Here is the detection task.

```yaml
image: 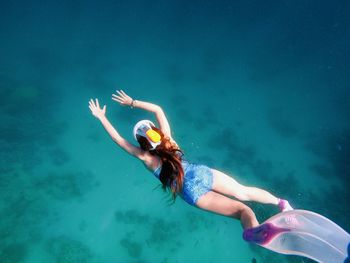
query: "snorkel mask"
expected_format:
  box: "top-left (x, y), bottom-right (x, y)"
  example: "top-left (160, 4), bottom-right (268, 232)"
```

top-left (133, 120), bottom-right (162, 150)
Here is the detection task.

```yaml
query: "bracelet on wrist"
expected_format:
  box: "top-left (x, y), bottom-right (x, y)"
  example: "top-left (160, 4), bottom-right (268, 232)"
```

top-left (130, 99), bottom-right (135, 109)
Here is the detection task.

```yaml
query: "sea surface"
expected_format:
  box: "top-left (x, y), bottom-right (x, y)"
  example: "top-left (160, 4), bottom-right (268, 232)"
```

top-left (1, 1), bottom-right (349, 262)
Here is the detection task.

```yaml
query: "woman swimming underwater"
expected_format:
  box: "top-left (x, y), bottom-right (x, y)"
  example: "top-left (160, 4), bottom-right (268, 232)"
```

top-left (88, 90), bottom-right (293, 230)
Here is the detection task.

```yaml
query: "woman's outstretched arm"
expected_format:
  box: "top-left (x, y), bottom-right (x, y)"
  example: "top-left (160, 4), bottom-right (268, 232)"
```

top-left (112, 90), bottom-right (172, 139)
top-left (88, 98), bottom-right (145, 159)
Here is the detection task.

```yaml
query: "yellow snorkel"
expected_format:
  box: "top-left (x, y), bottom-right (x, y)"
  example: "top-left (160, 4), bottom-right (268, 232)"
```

top-left (146, 129), bottom-right (161, 143)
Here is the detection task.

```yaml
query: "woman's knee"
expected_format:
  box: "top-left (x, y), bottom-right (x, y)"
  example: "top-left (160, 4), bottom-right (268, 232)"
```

top-left (225, 201), bottom-right (253, 218)
top-left (240, 206), bottom-right (258, 228)
top-left (241, 205), bottom-right (255, 218)
top-left (196, 191), bottom-right (246, 217)
top-left (228, 204), bottom-right (256, 226)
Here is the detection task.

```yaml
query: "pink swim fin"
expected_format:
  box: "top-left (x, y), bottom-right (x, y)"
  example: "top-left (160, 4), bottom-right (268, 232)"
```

top-left (243, 223), bottom-right (290, 245)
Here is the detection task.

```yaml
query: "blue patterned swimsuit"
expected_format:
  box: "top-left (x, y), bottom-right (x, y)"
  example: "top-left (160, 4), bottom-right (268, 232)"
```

top-left (153, 158), bottom-right (214, 205)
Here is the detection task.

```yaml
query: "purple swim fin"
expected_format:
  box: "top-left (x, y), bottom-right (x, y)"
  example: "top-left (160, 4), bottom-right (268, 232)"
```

top-left (242, 210), bottom-right (350, 263)
top-left (243, 223), bottom-right (290, 245)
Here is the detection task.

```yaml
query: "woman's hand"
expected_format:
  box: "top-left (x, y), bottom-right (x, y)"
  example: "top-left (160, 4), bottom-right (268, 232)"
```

top-left (89, 98), bottom-right (106, 119)
top-left (111, 90), bottom-right (133, 106)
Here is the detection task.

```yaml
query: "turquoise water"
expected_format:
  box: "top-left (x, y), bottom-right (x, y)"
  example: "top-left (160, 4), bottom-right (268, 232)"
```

top-left (1, 1), bottom-right (349, 262)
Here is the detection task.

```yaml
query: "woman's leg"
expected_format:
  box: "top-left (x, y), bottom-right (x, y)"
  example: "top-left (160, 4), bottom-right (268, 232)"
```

top-left (211, 169), bottom-right (279, 205)
top-left (195, 190), bottom-right (259, 229)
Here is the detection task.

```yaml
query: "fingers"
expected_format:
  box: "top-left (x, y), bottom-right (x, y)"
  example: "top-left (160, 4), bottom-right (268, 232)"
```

top-left (112, 93), bottom-right (122, 100)
top-left (112, 96), bottom-right (124, 104)
top-left (120, 90), bottom-right (127, 96)
top-left (88, 100), bottom-right (95, 114)
top-left (117, 89), bottom-right (129, 99)
top-left (116, 90), bottom-right (126, 99)
top-left (111, 93), bottom-right (124, 104)
top-left (120, 90), bottom-right (131, 100)
top-left (89, 94), bottom-right (123, 111)
top-left (88, 98), bottom-right (102, 109)
top-left (88, 98), bottom-right (106, 118)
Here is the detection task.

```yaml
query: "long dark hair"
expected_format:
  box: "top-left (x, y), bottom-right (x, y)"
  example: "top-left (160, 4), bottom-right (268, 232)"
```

top-left (136, 127), bottom-right (184, 201)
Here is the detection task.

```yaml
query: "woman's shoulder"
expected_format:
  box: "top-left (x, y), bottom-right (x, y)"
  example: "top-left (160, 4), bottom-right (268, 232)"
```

top-left (142, 152), bottom-right (161, 171)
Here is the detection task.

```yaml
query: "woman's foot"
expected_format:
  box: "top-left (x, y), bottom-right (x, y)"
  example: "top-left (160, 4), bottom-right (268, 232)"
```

top-left (243, 223), bottom-right (290, 245)
top-left (278, 199), bottom-right (293, 212)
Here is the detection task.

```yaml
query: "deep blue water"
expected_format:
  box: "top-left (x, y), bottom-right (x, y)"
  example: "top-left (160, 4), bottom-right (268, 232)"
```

top-left (1, 1), bottom-right (349, 262)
